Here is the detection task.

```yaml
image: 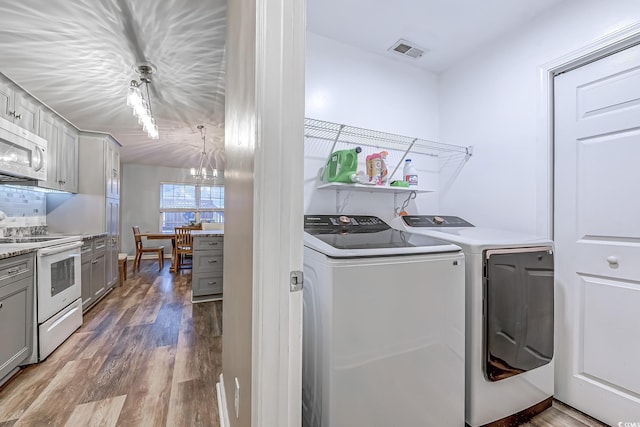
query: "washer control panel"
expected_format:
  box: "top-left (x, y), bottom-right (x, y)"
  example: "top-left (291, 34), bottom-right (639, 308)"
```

top-left (402, 215), bottom-right (474, 228)
top-left (304, 215), bottom-right (389, 233)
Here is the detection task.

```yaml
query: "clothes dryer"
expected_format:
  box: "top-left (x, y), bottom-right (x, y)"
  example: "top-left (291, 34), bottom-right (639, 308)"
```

top-left (302, 215), bottom-right (465, 427)
top-left (391, 215), bottom-right (554, 426)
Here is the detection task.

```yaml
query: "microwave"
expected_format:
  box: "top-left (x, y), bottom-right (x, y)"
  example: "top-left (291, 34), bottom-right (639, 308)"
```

top-left (0, 116), bottom-right (47, 181)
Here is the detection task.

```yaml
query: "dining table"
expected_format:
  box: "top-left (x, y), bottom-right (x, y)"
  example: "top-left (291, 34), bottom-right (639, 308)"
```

top-left (140, 232), bottom-right (177, 272)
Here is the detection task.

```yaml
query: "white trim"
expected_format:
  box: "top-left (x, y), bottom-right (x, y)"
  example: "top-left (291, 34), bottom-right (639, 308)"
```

top-left (252, 0), bottom-right (305, 425)
top-left (217, 374), bottom-right (231, 427)
top-left (538, 22), bottom-right (640, 239)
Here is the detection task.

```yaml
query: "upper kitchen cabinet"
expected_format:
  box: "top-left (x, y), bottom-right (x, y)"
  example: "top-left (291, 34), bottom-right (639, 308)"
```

top-left (0, 76), bottom-right (39, 134)
top-left (74, 132), bottom-right (121, 199)
top-left (36, 111), bottom-right (78, 193)
top-left (58, 125), bottom-right (78, 193)
top-left (37, 111), bottom-right (60, 189)
top-left (105, 139), bottom-right (120, 199)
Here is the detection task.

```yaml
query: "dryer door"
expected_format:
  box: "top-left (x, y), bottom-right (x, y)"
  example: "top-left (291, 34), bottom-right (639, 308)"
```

top-left (484, 247), bottom-right (554, 381)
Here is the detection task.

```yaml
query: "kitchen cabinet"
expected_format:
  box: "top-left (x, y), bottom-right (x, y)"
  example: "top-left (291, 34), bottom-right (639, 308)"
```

top-left (0, 72), bottom-right (78, 192)
top-left (191, 234), bottom-right (224, 300)
top-left (37, 111), bottom-right (61, 189)
top-left (0, 76), bottom-right (39, 134)
top-left (57, 125), bottom-right (78, 193)
top-left (0, 253), bottom-right (34, 386)
top-left (37, 111), bottom-right (78, 193)
top-left (105, 198), bottom-right (119, 288)
top-left (80, 236), bottom-right (107, 312)
top-left (106, 140), bottom-right (120, 199)
top-left (46, 131), bottom-right (121, 289)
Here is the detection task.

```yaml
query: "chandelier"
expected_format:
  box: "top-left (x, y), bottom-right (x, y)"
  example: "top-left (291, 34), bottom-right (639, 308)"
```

top-left (126, 64), bottom-right (159, 139)
top-left (190, 125), bottom-right (218, 180)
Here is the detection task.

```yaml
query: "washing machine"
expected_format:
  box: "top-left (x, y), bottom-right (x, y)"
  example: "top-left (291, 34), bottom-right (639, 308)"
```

top-left (302, 215), bottom-right (465, 427)
top-left (391, 215), bottom-right (554, 426)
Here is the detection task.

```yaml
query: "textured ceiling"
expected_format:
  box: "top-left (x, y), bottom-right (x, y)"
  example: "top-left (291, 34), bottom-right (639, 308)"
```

top-left (307, 0), bottom-right (566, 72)
top-left (0, 0), bottom-right (226, 170)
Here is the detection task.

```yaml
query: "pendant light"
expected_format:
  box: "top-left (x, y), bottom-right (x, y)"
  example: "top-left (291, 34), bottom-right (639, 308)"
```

top-left (190, 125), bottom-right (218, 180)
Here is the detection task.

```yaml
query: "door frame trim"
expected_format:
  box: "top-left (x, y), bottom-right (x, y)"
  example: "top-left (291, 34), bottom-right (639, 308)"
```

top-left (538, 21), bottom-right (640, 239)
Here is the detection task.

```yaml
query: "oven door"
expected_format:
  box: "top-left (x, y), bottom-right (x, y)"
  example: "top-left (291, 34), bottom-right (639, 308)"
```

top-left (36, 241), bottom-right (82, 322)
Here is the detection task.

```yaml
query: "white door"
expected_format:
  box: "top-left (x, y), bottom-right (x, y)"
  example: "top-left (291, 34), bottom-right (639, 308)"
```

top-left (554, 43), bottom-right (640, 424)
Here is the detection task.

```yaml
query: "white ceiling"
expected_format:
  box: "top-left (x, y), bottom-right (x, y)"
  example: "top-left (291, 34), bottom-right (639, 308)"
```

top-left (307, 0), bottom-right (567, 72)
top-left (0, 0), bottom-right (566, 171)
top-left (0, 0), bottom-right (226, 170)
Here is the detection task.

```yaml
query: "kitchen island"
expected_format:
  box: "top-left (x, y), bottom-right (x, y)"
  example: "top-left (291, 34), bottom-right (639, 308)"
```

top-left (191, 230), bottom-right (224, 303)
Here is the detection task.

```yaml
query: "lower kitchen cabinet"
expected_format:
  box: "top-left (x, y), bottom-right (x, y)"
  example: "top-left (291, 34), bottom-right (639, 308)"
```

top-left (0, 253), bottom-right (34, 386)
top-left (81, 236), bottom-right (107, 312)
top-left (192, 235), bottom-right (224, 300)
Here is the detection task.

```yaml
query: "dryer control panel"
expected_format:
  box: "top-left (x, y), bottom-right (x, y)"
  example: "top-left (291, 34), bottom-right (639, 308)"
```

top-left (402, 215), bottom-right (474, 228)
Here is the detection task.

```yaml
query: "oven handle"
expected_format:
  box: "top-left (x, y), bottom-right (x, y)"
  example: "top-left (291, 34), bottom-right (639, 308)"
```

top-left (38, 241), bottom-right (83, 256)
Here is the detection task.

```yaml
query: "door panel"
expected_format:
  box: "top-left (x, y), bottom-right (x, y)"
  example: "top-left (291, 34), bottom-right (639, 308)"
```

top-left (580, 276), bottom-right (640, 396)
top-left (576, 130), bottom-right (640, 239)
top-left (554, 42), bottom-right (640, 423)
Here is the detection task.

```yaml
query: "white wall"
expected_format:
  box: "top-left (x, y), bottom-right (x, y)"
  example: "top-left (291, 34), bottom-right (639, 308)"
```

top-left (439, 0), bottom-right (640, 235)
top-left (305, 32), bottom-right (442, 222)
top-left (120, 163), bottom-right (223, 255)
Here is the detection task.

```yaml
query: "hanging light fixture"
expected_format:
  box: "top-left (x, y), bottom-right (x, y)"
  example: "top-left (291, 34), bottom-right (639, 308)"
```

top-left (127, 64), bottom-right (159, 139)
top-left (190, 125), bottom-right (218, 180)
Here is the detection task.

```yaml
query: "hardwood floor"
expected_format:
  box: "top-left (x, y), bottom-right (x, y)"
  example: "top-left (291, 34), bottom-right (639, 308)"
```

top-left (0, 260), bottom-right (606, 427)
top-left (0, 260), bottom-right (222, 427)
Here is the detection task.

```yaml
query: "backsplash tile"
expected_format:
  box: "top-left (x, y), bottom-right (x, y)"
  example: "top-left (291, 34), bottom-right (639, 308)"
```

top-left (0, 186), bottom-right (47, 235)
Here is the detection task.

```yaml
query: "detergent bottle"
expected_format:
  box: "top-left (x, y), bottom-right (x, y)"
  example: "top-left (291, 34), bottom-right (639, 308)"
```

top-left (325, 147), bottom-right (362, 183)
top-left (366, 151), bottom-right (389, 185)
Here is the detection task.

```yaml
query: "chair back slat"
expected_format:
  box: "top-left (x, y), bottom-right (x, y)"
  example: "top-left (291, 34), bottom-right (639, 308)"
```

top-left (175, 227), bottom-right (194, 247)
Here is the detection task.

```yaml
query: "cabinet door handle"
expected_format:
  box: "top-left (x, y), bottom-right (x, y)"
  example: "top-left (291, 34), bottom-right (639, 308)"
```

top-left (7, 268), bottom-right (21, 275)
top-left (91, 260), bottom-right (99, 264)
top-left (9, 111), bottom-right (21, 120)
top-left (208, 242), bottom-right (219, 246)
top-left (207, 281), bottom-right (217, 285)
top-left (208, 260), bottom-right (217, 264)
top-left (0, 303), bottom-right (3, 309)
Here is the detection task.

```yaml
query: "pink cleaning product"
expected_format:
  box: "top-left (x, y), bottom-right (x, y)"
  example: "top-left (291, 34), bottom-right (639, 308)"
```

top-left (365, 151), bottom-right (388, 184)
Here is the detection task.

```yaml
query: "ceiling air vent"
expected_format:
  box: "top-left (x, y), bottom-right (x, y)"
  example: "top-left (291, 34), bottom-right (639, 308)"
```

top-left (389, 39), bottom-right (427, 60)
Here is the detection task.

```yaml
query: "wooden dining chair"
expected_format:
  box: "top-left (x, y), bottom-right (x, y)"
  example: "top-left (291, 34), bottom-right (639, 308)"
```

top-left (132, 226), bottom-right (164, 271)
top-left (174, 226), bottom-right (194, 271)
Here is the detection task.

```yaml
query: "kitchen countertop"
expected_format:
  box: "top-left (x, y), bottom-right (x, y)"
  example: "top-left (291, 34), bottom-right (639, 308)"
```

top-left (82, 232), bottom-right (108, 240)
top-left (0, 245), bottom-right (39, 260)
top-left (191, 230), bottom-right (224, 237)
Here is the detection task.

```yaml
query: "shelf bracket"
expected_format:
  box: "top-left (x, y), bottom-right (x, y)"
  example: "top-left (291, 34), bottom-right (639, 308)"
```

top-left (388, 138), bottom-right (417, 182)
top-left (327, 124), bottom-right (345, 159)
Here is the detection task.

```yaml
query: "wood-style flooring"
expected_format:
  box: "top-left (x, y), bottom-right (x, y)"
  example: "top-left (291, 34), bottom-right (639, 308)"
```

top-left (0, 259), bottom-right (607, 427)
top-left (0, 260), bottom-right (222, 427)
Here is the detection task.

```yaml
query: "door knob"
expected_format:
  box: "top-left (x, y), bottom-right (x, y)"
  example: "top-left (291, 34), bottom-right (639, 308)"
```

top-left (607, 256), bottom-right (618, 266)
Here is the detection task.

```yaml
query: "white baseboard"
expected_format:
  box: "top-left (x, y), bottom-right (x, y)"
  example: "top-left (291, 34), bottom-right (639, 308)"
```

top-left (217, 374), bottom-right (231, 427)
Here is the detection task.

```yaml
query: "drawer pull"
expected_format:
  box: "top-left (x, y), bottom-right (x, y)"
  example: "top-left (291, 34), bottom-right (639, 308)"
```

top-left (91, 260), bottom-right (99, 264)
top-left (7, 268), bottom-right (21, 275)
top-left (208, 260), bottom-right (218, 264)
top-left (207, 281), bottom-right (218, 285)
top-left (208, 242), bottom-right (219, 246)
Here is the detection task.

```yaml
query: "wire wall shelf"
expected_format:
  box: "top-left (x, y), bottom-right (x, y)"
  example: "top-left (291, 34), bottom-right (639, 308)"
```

top-left (304, 118), bottom-right (473, 159)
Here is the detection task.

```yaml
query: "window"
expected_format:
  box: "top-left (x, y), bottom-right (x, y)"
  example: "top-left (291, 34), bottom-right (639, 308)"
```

top-left (160, 183), bottom-right (224, 232)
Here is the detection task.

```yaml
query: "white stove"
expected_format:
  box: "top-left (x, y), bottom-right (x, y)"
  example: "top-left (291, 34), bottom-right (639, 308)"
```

top-left (0, 235), bottom-right (81, 247)
top-left (3, 235), bottom-right (84, 364)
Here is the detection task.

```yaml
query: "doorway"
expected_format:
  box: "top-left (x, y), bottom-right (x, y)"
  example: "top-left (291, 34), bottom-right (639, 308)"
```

top-left (553, 41), bottom-right (640, 424)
